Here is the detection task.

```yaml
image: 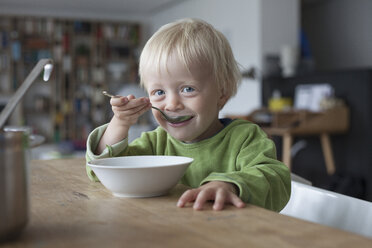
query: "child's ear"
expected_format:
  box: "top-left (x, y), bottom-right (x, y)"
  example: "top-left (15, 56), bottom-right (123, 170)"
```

top-left (218, 94), bottom-right (229, 110)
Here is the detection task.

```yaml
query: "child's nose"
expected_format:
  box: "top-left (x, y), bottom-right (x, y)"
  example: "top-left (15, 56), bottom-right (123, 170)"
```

top-left (165, 94), bottom-right (183, 111)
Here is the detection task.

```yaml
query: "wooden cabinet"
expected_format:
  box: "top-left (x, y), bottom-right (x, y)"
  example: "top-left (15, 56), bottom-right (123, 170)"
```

top-left (0, 16), bottom-right (141, 144)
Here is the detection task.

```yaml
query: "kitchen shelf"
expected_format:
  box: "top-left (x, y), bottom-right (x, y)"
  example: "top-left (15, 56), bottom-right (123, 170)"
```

top-left (0, 16), bottom-right (142, 143)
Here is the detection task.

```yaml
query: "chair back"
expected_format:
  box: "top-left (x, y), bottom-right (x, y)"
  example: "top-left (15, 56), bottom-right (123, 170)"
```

top-left (281, 181), bottom-right (372, 238)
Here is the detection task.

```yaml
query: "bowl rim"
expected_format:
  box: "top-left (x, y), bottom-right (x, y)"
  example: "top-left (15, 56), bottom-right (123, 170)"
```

top-left (87, 155), bottom-right (194, 169)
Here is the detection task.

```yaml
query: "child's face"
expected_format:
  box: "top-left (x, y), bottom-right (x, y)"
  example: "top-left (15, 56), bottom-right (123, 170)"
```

top-left (143, 55), bottom-right (226, 143)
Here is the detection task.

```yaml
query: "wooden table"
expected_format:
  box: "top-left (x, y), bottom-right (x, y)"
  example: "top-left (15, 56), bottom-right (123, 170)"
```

top-left (231, 106), bottom-right (349, 174)
top-left (3, 158), bottom-right (372, 247)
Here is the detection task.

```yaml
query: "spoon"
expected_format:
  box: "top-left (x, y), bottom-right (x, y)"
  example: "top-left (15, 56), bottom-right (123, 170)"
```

top-left (102, 91), bottom-right (193, 124)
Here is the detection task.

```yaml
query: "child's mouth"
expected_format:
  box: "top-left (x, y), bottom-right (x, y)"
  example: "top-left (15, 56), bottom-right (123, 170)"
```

top-left (161, 113), bottom-right (193, 123)
top-left (167, 116), bottom-right (194, 125)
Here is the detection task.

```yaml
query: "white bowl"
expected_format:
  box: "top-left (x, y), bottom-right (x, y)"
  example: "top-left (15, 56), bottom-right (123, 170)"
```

top-left (87, 156), bottom-right (193, 198)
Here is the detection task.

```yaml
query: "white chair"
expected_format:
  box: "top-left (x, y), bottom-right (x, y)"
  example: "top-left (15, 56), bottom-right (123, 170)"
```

top-left (290, 173), bottom-right (312, 185)
top-left (281, 181), bottom-right (372, 238)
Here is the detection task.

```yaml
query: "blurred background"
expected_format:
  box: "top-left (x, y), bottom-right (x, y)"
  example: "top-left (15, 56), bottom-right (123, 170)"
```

top-left (0, 0), bottom-right (371, 201)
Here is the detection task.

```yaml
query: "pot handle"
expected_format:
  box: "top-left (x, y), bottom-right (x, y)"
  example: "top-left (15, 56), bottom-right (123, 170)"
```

top-left (29, 134), bottom-right (45, 148)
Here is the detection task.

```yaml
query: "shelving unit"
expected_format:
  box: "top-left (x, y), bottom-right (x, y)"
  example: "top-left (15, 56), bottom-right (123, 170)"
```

top-left (0, 16), bottom-right (141, 146)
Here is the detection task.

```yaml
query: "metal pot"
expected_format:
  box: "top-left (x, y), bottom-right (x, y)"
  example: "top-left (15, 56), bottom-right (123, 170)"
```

top-left (0, 128), bottom-right (44, 242)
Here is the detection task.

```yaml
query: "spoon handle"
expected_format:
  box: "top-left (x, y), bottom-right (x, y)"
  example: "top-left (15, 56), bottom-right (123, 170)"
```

top-left (150, 106), bottom-right (170, 120)
top-left (151, 106), bottom-right (161, 111)
top-left (102, 91), bottom-right (119, 98)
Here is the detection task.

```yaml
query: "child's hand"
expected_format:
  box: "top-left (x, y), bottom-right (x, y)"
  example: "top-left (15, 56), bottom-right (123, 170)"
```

top-left (110, 94), bottom-right (151, 127)
top-left (177, 181), bottom-right (246, 210)
top-left (95, 94), bottom-right (151, 154)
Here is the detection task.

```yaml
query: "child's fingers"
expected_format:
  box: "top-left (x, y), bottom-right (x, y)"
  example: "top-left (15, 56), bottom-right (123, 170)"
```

top-left (114, 99), bottom-right (151, 114)
top-left (110, 96), bottom-right (128, 106)
top-left (177, 189), bottom-right (199, 208)
top-left (213, 189), bottom-right (227, 210)
top-left (213, 190), bottom-right (245, 210)
top-left (127, 97), bottom-right (150, 109)
top-left (192, 188), bottom-right (216, 210)
top-left (229, 193), bottom-right (246, 208)
top-left (177, 183), bottom-right (245, 211)
top-left (110, 95), bottom-right (149, 108)
top-left (122, 97), bottom-right (149, 110)
top-left (177, 187), bottom-right (225, 210)
top-left (125, 94), bottom-right (134, 100)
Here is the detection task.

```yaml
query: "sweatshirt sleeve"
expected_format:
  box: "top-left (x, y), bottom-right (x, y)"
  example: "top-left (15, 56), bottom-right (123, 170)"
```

top-left (201, 125), bottom-right (291, 212)
top-left (85, 123), bottom-right (129, 181)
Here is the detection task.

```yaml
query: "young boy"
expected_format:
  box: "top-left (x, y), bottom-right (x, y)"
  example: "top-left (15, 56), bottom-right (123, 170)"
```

top-left (86, 18), bottom-right (291, 211)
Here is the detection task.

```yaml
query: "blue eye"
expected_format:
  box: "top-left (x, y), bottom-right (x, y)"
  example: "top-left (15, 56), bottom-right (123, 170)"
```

top-left (154, 90), bottom-right (165, 96)
top-left (182, 87), bottom-right (194, 93)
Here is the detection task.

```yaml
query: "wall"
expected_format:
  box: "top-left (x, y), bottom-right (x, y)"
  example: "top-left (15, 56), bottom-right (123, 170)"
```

top-left (148, 0), bottom-right (300, 116)
top-left (261, 0), bottom-right (299, 56)
top-left (303, 0), bottom-right (372, 70)
top-left (261, 0), bottom-right (299, 106)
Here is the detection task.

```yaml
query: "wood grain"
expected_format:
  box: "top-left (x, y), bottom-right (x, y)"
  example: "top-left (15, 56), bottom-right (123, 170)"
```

top-left (2, 158), bottom-right (371, 247)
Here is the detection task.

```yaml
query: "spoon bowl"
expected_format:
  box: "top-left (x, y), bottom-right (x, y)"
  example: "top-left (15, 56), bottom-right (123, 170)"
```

top-left (150, 106), bottom-right (192, 123)
top-left (102, 91), bottom-right (192, 124)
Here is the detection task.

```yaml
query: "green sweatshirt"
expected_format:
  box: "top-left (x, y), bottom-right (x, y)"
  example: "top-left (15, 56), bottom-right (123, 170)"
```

top-left (86, 119), bottom-right (291, 212)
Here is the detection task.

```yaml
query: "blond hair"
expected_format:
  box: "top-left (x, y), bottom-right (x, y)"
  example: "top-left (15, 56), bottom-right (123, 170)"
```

top-left (139, 18), bottom-right (241, 100)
